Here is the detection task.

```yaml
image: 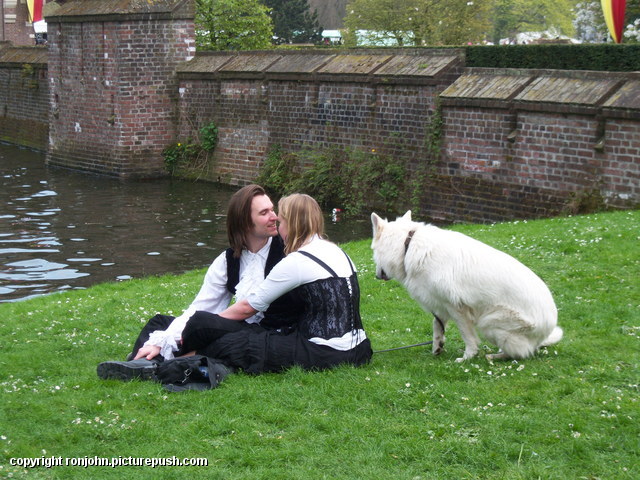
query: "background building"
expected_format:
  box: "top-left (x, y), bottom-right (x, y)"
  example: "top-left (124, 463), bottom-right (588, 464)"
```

top-left (1, 0), bottom-right (50, 45)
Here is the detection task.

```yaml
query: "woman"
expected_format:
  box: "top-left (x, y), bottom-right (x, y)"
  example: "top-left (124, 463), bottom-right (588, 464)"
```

top-left (180, 193), bottom-right (372, 373)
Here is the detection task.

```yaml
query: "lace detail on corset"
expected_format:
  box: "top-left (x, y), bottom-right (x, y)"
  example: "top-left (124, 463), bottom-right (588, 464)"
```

top-left (295, 272), bottom-right (362, 340)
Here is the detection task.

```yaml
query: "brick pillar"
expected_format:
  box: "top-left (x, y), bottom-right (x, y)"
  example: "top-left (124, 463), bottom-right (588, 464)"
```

top-left (44, 0), bottom-right (195, 177)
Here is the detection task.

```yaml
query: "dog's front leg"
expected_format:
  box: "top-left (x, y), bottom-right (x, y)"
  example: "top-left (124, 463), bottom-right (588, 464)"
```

top-left (455, 317), bottom-right (481, 362)
top-left (432, 315), bottom-right (446, 355)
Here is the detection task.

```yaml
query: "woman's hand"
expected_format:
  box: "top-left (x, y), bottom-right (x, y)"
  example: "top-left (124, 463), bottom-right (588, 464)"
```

top-left (134, 345), bottom-right (161, 361)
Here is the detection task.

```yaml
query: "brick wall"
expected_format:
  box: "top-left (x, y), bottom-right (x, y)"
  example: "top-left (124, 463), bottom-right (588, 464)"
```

top-left (45, 0), bottom-right (195, 177)
top-left (439, 69), bottom-right (639, 221)
top-left (602, 118), bottom-right (640, 203)
top-left (176, 50), bottom-right (461, 186)
top-left (0, 43), bottom-right (48, 149)
top-left (176, 53), bottom-right (638, 222)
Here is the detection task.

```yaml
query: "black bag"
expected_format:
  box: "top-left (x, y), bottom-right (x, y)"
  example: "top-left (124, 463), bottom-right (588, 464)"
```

top-left (155, 355), bottom-right (232, 392)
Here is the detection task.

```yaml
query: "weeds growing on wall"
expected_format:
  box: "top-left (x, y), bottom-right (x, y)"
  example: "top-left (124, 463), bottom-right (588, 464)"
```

top-left (163, 121), bottom-right (219, 177)
top-left (565, 188), bottom-right (607, 215)
top-left (258, 105), bottom-right (445, 217)
top-left (257, 144), bottom-right (412, 217)
top-left (410, 101), bottom-right (443, 210)
top-left (20, 63), bottom-right (39, 89)
top-left (163, 142), bottom-right (197, 175)
top-left (199, 122), bottom-right (219, 152)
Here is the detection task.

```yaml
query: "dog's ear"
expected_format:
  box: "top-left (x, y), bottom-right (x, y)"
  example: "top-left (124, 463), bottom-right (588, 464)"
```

top-left (401, 210), bottom-right (412, 222)
top-left (371, 212), bottom-right (385, 234)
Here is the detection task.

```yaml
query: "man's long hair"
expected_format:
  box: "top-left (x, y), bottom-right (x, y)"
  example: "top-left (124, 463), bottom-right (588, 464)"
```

top-left (227, 184), bottom-right (267, 258)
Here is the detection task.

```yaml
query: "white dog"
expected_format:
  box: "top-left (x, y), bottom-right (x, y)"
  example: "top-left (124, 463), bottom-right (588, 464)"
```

top-left (371, 211), bottom-right (563, 362)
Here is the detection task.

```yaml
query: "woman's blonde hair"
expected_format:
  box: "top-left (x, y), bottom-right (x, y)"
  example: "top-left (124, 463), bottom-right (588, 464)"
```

top-left (278, 194), bottom-right (326, 254)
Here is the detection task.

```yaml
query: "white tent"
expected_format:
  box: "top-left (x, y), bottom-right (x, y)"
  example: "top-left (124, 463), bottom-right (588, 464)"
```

top-left (33, 20), bottom-right (47, 34)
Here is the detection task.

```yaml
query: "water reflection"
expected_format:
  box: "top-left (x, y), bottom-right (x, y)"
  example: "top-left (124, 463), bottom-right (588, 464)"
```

top-left (0, 143), bottom-right (372, 302)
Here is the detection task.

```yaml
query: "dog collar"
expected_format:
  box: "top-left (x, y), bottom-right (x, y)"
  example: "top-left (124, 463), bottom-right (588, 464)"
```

top-left (404, 230), bottom-right (416, 254)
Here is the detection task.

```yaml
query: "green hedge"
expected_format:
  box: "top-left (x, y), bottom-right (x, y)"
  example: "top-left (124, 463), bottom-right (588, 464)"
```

top-left (465, 44), bottom-right (640, 72)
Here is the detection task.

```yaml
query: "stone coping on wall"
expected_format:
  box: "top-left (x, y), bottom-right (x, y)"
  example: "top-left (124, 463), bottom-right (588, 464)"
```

top-left (0, 43), bottom-right (48, 66)
top-left (601, 79), bottom-right (640, 119)
top-left (441, 67), bottom-right (640, 119)
top-left (44, 0), bottom-right (194, 23)
top-left (176, 49), bottom-right (464, 85)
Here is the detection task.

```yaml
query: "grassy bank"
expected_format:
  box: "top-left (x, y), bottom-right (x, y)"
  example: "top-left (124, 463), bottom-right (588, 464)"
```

top-left (1, 210), bottom-right (638, 479)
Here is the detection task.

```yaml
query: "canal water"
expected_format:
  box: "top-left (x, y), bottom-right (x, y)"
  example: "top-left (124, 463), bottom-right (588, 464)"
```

top-left (0, 143), bottom-right (372, 303)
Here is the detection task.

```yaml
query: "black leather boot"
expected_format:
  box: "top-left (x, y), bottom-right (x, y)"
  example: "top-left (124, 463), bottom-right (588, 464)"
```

top-left (96, 358), bottom-right (158, 381)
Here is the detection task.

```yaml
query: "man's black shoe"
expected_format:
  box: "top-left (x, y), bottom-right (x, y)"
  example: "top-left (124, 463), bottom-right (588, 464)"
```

top-left (97, 359), bottom-right (158, 381)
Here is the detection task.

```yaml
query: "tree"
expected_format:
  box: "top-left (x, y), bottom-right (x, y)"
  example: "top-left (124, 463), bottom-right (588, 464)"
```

top-left (195, 0), bottom-right (274, 51)
top-left (343, 0), bottom-right (492, 46)
top-left (573, 2), bottom-right (608, 43)
top-left (262, 0), bottom-right (324, 44)
top-left (343, 0), bottom-right (434, 46)
top-left (431, 0), bottom-right (493, 45)
top-left (491, 0), bottom-right (576, 44)
top-left (624, 2), bottom-right (640, 43)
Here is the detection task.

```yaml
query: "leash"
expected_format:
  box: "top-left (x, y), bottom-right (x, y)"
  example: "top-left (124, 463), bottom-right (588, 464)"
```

top-left (373, 316), bottom-right (444, 354)
top-left (373, 340), bottom-right (433, 354)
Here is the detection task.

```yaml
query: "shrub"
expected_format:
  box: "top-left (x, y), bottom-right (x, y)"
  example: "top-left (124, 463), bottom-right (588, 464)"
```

top-left (163, 142), bottom-right (195, 175)
top-left (199, 122), bottom-right (219, 152)
top-left (162, 121), bottom-right (218, 176)
top-left (258, 145), bottom-right (411, 217)
top-left (465, 44), bottom-right (640, 72)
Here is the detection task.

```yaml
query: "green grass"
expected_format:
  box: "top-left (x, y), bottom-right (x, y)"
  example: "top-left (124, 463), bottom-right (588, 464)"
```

top-left (1, 210), bottom-right (638, 479)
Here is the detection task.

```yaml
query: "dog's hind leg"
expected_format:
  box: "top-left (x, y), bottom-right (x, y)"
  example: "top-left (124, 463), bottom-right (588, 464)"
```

top-left (480, 308), bottom-right (537, 361)
top-left (432, 315), bottom-right (446, 356)
top-left (490, 334), bottom-right (537, 360)
top-left (485, 351), bottom-right (509, 362)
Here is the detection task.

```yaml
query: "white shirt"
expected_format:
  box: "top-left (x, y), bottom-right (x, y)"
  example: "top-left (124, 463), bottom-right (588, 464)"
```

top-left (145, 237), bottom-right (273, 359)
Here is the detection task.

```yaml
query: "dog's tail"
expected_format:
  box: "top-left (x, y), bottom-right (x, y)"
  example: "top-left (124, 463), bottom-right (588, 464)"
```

top-left (540, 326), bottom-right (563, 347)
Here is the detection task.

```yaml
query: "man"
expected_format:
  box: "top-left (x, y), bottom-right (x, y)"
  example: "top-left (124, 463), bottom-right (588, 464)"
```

top-left (97, 184), bottom-right (299, 379)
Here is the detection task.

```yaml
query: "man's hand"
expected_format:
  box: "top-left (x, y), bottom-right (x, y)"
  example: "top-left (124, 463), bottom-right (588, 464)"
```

top-left (133, 345), bottom-right (161, 360)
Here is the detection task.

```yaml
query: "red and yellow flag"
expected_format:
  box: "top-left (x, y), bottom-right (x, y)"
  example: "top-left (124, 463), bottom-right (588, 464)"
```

top-left (27, 0), bottom-right (44, 24)
top-left (601, 0), bottom-right (627, 43)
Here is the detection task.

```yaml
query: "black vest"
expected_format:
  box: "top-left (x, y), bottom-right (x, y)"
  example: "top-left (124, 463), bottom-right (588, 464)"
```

top-left (224, 236), bottom-right (302, 329)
